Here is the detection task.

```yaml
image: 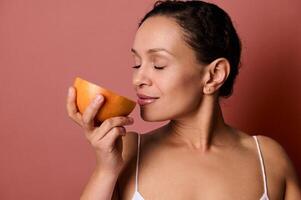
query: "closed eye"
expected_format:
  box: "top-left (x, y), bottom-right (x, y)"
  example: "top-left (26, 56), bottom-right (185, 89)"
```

top-left (132, 65), bottom-right (165, 70)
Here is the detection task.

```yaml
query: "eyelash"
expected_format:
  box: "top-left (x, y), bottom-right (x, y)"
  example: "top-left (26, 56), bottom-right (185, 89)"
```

top-left (132, 65), bottom-right (165, 70)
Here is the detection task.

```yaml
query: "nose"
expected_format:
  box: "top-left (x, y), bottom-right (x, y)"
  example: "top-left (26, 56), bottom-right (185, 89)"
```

top-left (132, 65), bottom-right (152, 88)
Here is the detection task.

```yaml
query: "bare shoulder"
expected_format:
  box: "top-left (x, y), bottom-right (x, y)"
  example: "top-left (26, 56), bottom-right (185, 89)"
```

top-left (237, 131), bottom-right (291, 175)
top-left (255, 135), bottom-right (301, 193)
top-left (255, 135), bottom-right (295, 173)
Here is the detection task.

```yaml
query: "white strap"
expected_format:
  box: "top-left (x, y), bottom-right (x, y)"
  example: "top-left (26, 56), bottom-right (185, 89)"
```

top-left (253, 136), bottom-right (268, 194)
top-left (135, 134), bottom-right (141, 191)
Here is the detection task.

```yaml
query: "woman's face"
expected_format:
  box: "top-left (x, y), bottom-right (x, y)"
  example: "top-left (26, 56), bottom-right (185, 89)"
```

top-left (131, 16), bottom-right (207, 121)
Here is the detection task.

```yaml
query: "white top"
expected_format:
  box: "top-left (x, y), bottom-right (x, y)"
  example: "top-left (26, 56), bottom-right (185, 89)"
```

top-left (132, 134), bottom-right (270, 200)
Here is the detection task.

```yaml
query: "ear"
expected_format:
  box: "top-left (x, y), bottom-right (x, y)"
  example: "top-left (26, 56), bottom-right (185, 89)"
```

top-left (202, 58), bottom-right (230, 95)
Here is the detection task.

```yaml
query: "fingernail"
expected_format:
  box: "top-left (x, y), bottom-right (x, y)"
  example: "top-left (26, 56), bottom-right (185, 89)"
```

top-left (94, 95), bottom-right (103, 103)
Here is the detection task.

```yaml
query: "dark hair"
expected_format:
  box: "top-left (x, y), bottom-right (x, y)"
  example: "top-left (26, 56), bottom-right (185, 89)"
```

top-left (138, 0), bottom-right (242, 99)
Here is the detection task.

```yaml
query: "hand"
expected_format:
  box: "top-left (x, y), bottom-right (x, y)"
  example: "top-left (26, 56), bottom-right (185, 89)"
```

top-left (66, 86), bottom-right (134, 173)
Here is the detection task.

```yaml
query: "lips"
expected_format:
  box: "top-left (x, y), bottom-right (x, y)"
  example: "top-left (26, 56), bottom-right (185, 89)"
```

top-left (136, 93), bottom-right (159, 106)
top-left (136, 93), bottom-right (159, 99)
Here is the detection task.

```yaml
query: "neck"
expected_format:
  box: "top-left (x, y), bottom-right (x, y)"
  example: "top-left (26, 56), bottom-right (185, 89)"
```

top-left (165, 95), bottom-right (232, 153)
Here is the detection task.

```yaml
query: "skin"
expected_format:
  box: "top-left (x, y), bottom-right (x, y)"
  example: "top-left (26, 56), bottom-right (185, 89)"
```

top-left (115, 16), bottom-right (301, 199)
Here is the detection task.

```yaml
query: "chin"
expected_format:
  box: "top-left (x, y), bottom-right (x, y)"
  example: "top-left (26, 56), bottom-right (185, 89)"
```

top-left (140, 107), bottom-right (170, 122)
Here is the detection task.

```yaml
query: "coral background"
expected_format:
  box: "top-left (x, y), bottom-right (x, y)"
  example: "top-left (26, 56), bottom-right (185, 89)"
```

top-left (0, 0), bottom-right (300, 199)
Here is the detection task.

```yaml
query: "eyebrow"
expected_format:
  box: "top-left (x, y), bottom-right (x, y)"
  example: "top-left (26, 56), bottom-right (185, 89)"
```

top-left (131, 48), bottom-right (175, 57)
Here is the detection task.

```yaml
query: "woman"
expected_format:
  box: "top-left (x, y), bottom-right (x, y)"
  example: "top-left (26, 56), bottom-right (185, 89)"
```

top-left (66, 1), bottom-right (301, 199)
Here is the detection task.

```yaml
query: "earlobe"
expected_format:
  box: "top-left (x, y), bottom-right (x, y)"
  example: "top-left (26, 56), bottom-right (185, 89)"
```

top-left (201, 68), bottom-right (212, 94)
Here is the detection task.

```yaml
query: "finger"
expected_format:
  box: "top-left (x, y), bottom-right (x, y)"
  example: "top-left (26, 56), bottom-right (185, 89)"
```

top-left (98, 126), bottom-right (126, 141)
top-left (87, 116), bottom-right (133, 142)
top-left (66, 86), bottom-right (83, 126)
top-left (105, 127), bottom-right (127, 150)
top-left (93, 116), bottom-right (133, 137)
top-left (91, 126), bottom-right (125, 152)
top-left (66, 86), bottom-right (77, 116)
top-left (82, 94), bottom-right (105, 131)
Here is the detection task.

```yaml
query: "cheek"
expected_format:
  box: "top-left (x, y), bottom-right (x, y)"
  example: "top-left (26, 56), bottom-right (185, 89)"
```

top-left (166, 71), bottom-right (200, 97)
top-left (161, 72), bottom-right (202, 112)
top-left (140, 71), bottom-right (202, 122)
